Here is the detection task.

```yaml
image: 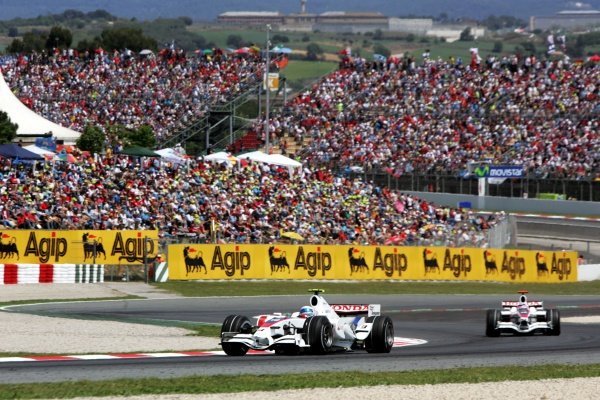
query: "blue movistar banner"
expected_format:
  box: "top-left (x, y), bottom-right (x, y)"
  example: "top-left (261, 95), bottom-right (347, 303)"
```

top-left (473, 165), bottom-right (524, 178)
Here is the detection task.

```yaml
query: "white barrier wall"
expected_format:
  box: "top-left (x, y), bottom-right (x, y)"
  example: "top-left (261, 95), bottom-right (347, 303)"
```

top-left (578, 264), bottom-right (600, 281)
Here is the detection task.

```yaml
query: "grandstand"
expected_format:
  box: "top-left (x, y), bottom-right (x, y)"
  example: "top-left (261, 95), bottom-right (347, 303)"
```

top-left (0, 44), bottom-right (598, 248)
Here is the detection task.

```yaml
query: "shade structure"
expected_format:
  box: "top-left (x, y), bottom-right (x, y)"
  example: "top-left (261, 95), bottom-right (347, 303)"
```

top-left (120, 146), bottom-right (161, 157)
top-left (0, 143), bottom-right (43, 160)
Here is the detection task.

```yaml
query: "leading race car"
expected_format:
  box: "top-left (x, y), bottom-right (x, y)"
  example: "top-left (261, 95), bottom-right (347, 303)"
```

top-left (486, 290), bottom-right (560, 336)
top-left (220, 289), bottom-right (394, 356)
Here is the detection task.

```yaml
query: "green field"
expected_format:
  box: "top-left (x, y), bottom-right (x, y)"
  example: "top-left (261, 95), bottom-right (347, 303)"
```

top-left (0, 364), bottom-right (598, 399)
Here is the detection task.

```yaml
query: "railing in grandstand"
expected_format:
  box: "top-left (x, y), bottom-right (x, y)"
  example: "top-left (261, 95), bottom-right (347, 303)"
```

top-left (337, 170), bottom-right (600, 202)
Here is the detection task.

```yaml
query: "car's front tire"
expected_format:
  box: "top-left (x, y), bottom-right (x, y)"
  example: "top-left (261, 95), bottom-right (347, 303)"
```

top-left (485, 309), bottom-right (501, 337)
top-left (365, 315), bottom-right (394, 353)
top-left (304, 316), bottom-right (333, 354)
top-left (221, 315), bottom-right (252, 356)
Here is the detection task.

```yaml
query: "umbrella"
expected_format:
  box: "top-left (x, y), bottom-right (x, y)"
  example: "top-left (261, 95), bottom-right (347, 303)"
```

top-left (139, 49), bottom-right (154, 56)
top-left (589, 54), bottom-right (600, 62)
top-left (281, 231), bottom-right (304, 241)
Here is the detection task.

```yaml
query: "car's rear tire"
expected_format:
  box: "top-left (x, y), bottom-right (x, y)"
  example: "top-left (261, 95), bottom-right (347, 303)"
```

top-left (365, 316), bottom-right (394, 353)
top-left (486, 309), bottom-right (501, 337)
top-left (304, 316), bottom-right (333, 354)
top-left (548, 309), bottom-right (561, 336)
top-left (221, 315), bottom-right (251, 356)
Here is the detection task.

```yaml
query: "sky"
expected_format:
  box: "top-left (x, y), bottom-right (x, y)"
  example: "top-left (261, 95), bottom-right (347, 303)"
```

top-left (1, 0), bottom-right (599, 21)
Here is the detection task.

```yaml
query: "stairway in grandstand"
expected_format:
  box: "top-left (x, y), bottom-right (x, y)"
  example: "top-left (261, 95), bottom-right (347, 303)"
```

top-left (158, 80), bottom-right (263, 151)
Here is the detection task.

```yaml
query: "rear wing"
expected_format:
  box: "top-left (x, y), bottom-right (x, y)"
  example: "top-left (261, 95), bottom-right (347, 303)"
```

top-left (502, 301), bottom-right (543, 308)
top-left (331, 304), bottom-right (381, 317)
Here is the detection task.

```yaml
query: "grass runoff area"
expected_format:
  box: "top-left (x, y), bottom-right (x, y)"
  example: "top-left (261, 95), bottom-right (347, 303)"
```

top-left (0, 364), bottom-right (599, 399)
top-left (1, 280), bottom-right (599, 398)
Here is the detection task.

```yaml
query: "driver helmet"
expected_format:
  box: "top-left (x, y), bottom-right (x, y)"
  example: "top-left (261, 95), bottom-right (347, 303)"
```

top-left (299, 306), bottom-right (314, 318)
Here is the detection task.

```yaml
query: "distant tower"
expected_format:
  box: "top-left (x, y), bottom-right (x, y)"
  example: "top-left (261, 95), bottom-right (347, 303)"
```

top-left (301, 0), bottom-right (307, 14)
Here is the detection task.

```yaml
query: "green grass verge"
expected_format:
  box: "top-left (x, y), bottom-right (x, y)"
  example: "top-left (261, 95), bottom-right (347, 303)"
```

top-left (1, 364), bottom-right (598, 399)
top-left (154, 280), bottom-right (600, 297)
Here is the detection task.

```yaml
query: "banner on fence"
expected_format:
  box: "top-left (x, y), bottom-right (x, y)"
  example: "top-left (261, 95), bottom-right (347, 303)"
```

top-left (167, 244), bottom-right (577, 283)
top-left (0, 230), bottom-right (159, 265)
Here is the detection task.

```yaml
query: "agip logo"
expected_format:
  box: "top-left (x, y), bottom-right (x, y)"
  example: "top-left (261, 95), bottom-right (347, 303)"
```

top-left (268, 246), bottom-right (290, 274)
top-left (211, 246), bottom-right (251, 277)
top-left (0, 232), bottom-right (20, 261)
top-left (24, 231), bottom-right (67, 263)
top-left (348, 247), bottom-right (369, 274)
top-left (551, 252), bottom-right (572, 280)
top-left (372, 247), bottom-right (407, 277)
top-left (442, 248), bottom-right (472, 278)
top-left (111, 232), bottom-right (156, 263)
top-left (501, 250), bottom-right (526, 280)
top-left (294, 246), bottom-right (332, 277)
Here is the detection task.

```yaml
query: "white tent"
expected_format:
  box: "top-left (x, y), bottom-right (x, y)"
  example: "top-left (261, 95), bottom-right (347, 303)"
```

top-left (267, 154), bottom-right (302, 169)
top-left (237, 150), bottom-right (272, 164)
top-left (155, 148), bottom-right (188, 165)
top-left (204, 151), bottom-right (238, 167)
top-left (0, 69), bottom-right (81, 143)
top-left (238, 150), bottom-right (302, 173)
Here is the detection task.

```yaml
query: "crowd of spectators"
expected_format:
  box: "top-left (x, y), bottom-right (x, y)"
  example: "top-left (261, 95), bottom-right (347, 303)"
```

top-left (0, 154), bottom-right (503, 247)
top-left (254, 53), bottom-right (598, 180)
top-left (1, 47), bottom-right (264, 141)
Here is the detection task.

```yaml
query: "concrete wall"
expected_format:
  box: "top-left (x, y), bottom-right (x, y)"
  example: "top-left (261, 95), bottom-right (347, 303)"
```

top-left (403, 191), bottom-right (600, 217)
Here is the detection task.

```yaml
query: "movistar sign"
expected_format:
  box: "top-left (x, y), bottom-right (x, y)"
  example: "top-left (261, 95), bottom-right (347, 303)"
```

top-left (473, 165), bottom-right (524, 178)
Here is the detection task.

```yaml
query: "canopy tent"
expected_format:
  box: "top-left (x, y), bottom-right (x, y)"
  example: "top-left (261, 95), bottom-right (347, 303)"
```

top-left (155, 147), bottom-right (188, 165)
top-left (204, 151), bottom-right (238, 167)
top-left (0, 143), bottom-right (44, 160)
top-left (0, 69), bottom-right (81, 143)
top-left (120, 146), bottom-right (161, 157)
top-left (237, 151), bottom-right (302, 173)
top-left (24, 144), bottom-right (56, 160)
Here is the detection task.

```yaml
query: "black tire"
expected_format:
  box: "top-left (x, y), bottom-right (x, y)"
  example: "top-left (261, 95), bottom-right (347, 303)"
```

top-left (304, 316), bottom-right (333, 354)
top-left (221, 315), bottom-right (251, 356)
top-left (485, 309), bottom-right (501, 337)
top-left (365, 316), bottom-right (394, 353)
top-left (548, 309), bottom-right (561, 336)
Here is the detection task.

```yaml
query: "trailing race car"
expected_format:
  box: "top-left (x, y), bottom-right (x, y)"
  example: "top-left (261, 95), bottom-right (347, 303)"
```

top-left (486, 290), bottom-right (560, 336)
top-left (220, 289), bottom-right (394, 356)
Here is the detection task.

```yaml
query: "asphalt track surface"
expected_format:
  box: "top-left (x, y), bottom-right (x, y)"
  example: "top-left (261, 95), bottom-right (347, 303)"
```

top-left (1, 217), bottom-right (599, 384)
top-left (2, 294), bottom-right (600, 383)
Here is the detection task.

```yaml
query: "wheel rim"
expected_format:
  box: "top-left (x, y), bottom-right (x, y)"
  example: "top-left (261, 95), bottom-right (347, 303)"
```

top-left (385, 323), bottom-right (394, 347)
top-left (323, 325), bottom-right (333, 348)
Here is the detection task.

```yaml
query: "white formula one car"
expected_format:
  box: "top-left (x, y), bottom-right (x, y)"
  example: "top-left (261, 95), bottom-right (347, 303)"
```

top-left (220, 289), bottom-right (394, 356)
top-left (486, 290), bottom-right (560, 336)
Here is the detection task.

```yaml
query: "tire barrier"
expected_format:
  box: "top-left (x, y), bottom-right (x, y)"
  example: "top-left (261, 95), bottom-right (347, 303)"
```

top-left (0, 264), bottom-right (104, 284)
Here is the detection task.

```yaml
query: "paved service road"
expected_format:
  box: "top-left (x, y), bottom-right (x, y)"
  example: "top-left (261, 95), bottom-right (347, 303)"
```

top-left (2, 295), bottom-right (599, 383)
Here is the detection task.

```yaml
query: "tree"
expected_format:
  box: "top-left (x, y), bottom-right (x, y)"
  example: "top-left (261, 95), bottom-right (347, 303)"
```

top-left (46, 26), bottom-right (72, 50)
top-left (272, 34), bottom-right (289, 43)
top-left (0, 111), bottom-right (18, 144)
top-left (459, 27), bottom-right (474, 41)
top-left (7, 26), bottom-right (18, 38)
top-left (493, 41), bottom-right (503, 53)
top-left (305, 43), bottom-right (323, 61)
top-left (226, 34), bottom-right (245, 49)
top-left (373, 43), bottom-right (391, 57)
top-left (128, 125), bottom-right (156, 148)
top-left (100, 27), bottom-right (157, 52)
top-left (76, 125), bottom-right (105, 154)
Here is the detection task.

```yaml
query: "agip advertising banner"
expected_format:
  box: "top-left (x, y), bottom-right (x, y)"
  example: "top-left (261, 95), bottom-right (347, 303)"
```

top-left (167, 244), bottom-right (577, 283)
top-left (0, 230), bottom-right (159, 265)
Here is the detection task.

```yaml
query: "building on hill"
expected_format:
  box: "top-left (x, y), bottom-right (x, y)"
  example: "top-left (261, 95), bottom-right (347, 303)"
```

top-left (217, 11), bottom-right (285, 25)
top-left (530, 9), bottom-right (600, 31)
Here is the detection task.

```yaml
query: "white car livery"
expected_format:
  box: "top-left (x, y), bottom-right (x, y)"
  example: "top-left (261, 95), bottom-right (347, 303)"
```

top-left (486, 290), bottom-right (560, 336)
top-left (220, 289), bottom-right (394, 355)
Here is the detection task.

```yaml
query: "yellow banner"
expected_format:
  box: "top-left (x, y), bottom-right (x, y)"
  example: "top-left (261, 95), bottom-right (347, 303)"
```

top-left (0, 230), bottom-right (159, 265)
top-left (167, 244), bottom-right (577, 283)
